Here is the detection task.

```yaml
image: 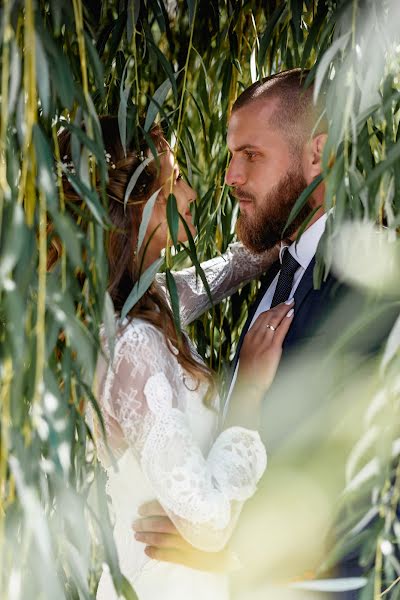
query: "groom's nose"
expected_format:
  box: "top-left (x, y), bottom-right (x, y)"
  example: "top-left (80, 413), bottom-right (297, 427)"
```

top-left (225, 157), bottom-right (246, 187)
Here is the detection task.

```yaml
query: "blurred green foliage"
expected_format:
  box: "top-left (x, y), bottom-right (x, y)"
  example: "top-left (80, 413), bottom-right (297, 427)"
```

top-left (0, 0), bottom-right (399, 598)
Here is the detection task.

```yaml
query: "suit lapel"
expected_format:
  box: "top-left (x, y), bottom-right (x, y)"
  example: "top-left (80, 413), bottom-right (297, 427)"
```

top-left (293, 257), bottom-right (316, 312)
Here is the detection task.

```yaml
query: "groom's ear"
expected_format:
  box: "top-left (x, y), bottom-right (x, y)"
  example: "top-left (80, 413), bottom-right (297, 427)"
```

top-left (310, 133), bottom-right (327, 176)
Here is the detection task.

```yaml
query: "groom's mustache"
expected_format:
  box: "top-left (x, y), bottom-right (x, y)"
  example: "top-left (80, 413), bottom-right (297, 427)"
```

top-left (231, 188), bottom-right (256, 202)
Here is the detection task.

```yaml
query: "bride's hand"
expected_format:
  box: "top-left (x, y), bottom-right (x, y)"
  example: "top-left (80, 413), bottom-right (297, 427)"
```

top-left (237, 299), bottom-right (294, 393)
top-left (132, 501), bottom-right (239, 573)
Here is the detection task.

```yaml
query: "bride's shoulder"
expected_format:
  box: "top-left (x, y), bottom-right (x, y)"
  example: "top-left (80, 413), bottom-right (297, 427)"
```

top-left (100, 316), bottom-right (173, 367)
top-left (116, 316), bottom-right (165, 346)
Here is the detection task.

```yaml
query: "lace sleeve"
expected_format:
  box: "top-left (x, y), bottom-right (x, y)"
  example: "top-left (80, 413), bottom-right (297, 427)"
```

top-left (156, 243), bottom-right (278, 326)
top-left (100, 320), bottom-right (267, 552)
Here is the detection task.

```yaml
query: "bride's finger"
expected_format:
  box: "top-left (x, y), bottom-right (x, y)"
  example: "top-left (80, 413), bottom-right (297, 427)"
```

top-left (134, 532), bottom-right (189, 550)
top-left (272, 307), bottom-right (294, 347)
top-left (138, 500), bottom-right (167, 517)
top-left (251, 300), bottom-right (294, 336)
top-left (132, 515), bottom-right (178, 535)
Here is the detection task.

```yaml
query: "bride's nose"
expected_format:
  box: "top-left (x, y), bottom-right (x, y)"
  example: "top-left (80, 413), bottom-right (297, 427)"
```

top-left (185, 181), bottom-right (197, 205)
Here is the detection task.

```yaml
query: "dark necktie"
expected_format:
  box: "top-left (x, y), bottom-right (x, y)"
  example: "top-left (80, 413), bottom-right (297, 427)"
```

top-left (271, 249), bottom-right (300, 307)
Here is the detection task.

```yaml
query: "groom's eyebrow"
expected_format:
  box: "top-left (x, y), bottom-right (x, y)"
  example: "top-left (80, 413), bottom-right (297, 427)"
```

top-left (229, 144), bottom-right (260, 153)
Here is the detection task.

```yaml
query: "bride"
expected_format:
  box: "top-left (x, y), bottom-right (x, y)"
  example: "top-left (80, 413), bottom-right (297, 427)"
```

top-left (58, 117), bottom-right (293, 599)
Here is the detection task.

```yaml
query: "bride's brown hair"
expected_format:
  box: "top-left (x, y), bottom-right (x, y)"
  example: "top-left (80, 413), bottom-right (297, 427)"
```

top-left (50, 116), bottom-right (214, 404)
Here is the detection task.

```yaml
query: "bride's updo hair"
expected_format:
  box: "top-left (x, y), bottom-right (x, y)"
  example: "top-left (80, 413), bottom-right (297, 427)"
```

top-left (50, 116), bottom-right (214, 404)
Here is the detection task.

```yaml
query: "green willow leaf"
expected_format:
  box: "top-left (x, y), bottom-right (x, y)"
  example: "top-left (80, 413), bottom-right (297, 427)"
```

top-left (146, 37), bottom-right (178, 100)
top-left (360, 138), bottom-right (400, 191)
top-left (35, 33), bottom-right (50, 117)
top-left (294, 205), bottom-right (322, 246)
top-left (187, 0), bottom-right (196, 25)
top-left (105, 11), bottom-right (127, 71)
top-left (166, 268), bottom-right (181, 336)
top-left (118, 575), bottom-right (140, 600)
top-left (137, 186), bottom-right (162, 253)
top-left (63, 121), bottom-right (107, 169)
top-left (9, 462), bottom-right (64, 596)
top-left (166, 193), bottom-right (179, 246)
top-left (42, 30), bottom-right (75, 108)
top-left (313, 31), bottom-right (351, 103)
top-left (63, 169), bottom-right (108, 227)
top-left (0, 201), bottom-right (25, 285)
top-left (49, 211), bottom-right (83, 268)
top-left (84, 31), bottom-right (105, 101)
top-left (187, 90), bottom-right (208, 152)
top-left (47, 288), bottom-right (97, 379)
top-left (118, 59), bottom-right (131, 156)
top-left (33, 124), bottom-right (57, 198)
top-left (103, 291), bottom-right (117, 362)
top-left (283, 174), bottom-right (323, 235)
top-left (180, 138), bottom-right (193, 184)
top-left (290, 0), bottom-right (303, 44)
top-left (178, 213), bottom-right (213, 308)
top-left (4, 287), bottom-right (25, 363)
top-left (144, 73), bottom-right (179, 132)
top-left (127, 0), bottom-right (141, 44)
top-left (139, 126), bottom-right (161, 171)
top-left (258, 4), bottom-right (288, 73)
top-left (120, 257), bottom-right (164, 321)
top-left (124, 155), bottom-right (154, 211)
top-left (8, 40), bottom-right (21, 116)
top-left (300, 3), bottom-right (327, 69)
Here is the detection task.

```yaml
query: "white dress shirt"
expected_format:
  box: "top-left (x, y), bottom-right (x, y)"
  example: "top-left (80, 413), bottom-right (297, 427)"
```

top-left (224, 213), bottom-right (328, 416)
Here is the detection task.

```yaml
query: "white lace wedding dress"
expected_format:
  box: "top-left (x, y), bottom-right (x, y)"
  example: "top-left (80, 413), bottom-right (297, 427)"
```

top-left (92, 244), bottom-right (273, 600)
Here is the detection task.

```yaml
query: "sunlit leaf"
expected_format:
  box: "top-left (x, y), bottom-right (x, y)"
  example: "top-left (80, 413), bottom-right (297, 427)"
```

top-left (124, 155), bottom-right (155, 211)
top-left (144, 73), bottom-right (179, 132)
top-left (35, 33), bottom-right (50, 117)
top-left (282, 174), bottom-right (323, 235)
top-left (0, 201), bottom-right (25, 285)
top-left (146, 37), bottom-right (178, 100)
top-left (137, 186), bottom-right (162, 253)
top-left (166, 268), bottom-right (181, 337)
top-left (120, 257), bottom-right (164, 321)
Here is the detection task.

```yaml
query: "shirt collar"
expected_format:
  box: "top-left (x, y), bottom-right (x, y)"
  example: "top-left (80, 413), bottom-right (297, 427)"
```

top-left (279, 213), bottom-right (328, 270)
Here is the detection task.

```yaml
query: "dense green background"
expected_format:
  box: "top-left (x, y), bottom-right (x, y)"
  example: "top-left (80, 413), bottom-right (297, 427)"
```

top-left (0, 1), bottom-right (399, 598)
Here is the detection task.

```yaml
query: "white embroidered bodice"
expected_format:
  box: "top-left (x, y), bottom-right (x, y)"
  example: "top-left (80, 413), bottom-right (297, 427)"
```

top-left (92, 244), bottom-right (276, 600)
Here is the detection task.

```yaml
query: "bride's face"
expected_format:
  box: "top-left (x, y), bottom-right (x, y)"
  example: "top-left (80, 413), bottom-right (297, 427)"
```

top-left (141, 149), bottom-right (197, 266)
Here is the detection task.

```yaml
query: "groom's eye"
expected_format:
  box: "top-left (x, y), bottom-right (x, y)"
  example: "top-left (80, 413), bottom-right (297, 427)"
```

top-left (245, 151), bottom-right (256, 160)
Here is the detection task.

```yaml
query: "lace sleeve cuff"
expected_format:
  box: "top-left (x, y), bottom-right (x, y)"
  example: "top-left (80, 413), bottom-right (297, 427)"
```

top-left (207, 427), bottom-right (267, 501)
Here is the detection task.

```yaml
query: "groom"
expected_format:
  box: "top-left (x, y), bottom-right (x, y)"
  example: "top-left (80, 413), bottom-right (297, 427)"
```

top-left (132, 69), bottom-right (395, 597)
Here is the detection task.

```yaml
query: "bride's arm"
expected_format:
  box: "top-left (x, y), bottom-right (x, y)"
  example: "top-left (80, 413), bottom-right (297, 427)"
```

top-left (156, 243), bottom-right (279, 326)
top-left (99, 322), bottom-right (267, 552)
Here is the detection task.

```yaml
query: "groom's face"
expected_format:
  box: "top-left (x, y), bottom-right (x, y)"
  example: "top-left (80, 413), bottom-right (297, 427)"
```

top-left (226, 98), bottom-right (310, 253)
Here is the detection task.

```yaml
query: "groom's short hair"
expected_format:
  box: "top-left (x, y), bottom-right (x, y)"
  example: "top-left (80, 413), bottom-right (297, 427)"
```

top-left (233, 68), bottom-right (327, 146)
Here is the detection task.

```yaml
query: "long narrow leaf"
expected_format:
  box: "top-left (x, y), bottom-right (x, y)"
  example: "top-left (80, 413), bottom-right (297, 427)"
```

top-left (120, 257), bottom-right (164, 321)
top-left (282, 174), bottom-right (323, 235)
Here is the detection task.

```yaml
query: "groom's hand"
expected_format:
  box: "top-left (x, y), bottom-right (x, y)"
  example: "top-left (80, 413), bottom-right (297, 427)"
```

top-left (132, 501), bottom-right (238, 573)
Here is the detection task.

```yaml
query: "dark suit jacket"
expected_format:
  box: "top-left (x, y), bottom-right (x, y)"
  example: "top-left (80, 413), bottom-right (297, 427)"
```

top-left (230, 257), bottom-right (398, 599)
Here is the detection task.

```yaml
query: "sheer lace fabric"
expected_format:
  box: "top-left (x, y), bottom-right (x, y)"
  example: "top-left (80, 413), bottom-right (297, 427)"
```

top-left (156, 242), bottom-right (277, 326)
top-left (96, 319), bottom-right (266, 552)
top-left (92, 243), bottom-right (274, 599)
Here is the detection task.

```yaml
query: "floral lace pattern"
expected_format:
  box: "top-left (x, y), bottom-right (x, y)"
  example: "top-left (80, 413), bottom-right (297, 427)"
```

top-left (156, 242), bottom-right (278, 326)
top-left (92, 243), bottom-right (273, 560)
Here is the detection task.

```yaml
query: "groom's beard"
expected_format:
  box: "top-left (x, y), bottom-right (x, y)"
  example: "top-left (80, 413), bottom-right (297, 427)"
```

top-left (235, 166), bottom-right (310, 254)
